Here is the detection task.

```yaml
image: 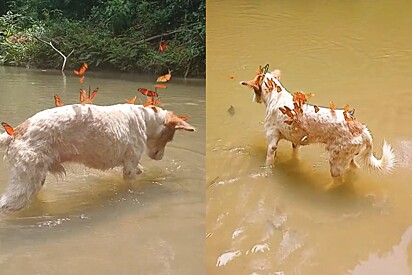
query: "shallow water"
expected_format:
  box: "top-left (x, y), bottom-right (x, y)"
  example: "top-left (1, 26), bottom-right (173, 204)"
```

top-left (0, 66), bottom-right (205, 274)
top-left (206, 1), bottom-right (412, 274)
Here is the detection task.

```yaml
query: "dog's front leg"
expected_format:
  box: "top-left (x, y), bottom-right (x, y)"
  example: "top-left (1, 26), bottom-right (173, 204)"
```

top-left (136, 163), bottom-right (144, 175)
top-left (123, 161), bottom-right (139, 181)
top-left (266, 133), bottom-right (280, 166)
top-left (123, 147), bottom-right (143, 181)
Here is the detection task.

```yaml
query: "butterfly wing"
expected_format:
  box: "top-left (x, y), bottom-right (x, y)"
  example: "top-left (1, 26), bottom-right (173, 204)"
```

top-left (1, 122), bottom-right (15, 135)
top-left (159, 41), bottom-right (167, 52)
top-left (154, 84), bottom-right (167, 89)
top-left (54, 94), bottom-right (63, 107)
top-left (89, 87), bottom-right (98, 101)
top-left (80, 89), bottom-right (87, 103)
top-left (138, 88), bottom-right (149, 96)
top-left (125, 95), bottom-right (137, 104)
top-left (156, 75), bottom-right (167, 82)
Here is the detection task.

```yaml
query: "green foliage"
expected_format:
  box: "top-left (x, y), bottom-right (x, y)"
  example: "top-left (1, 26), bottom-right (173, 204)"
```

top-left (0, 0), bottom-right (205, 77)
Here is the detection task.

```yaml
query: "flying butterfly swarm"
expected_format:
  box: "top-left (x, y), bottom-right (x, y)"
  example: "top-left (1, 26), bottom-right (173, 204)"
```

top-left (2, 62), bottom-right (189, 136)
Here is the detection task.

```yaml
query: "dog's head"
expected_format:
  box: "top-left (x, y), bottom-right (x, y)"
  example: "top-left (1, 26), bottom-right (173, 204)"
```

top-left (240, 69), bottom-right (282, 104)
top-left (240, 74), bottom-right (265, 103)
top-left (146, 110), bottom-right (195, 160)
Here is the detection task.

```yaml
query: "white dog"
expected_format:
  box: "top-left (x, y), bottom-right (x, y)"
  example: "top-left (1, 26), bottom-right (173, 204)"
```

top-left (241, 69), bottom-right (395, 186)
top-left (0, 104), bottom-right (195, 211)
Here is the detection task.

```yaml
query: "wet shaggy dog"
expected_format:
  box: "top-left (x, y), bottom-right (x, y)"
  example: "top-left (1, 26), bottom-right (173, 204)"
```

top-left (0, 104), bottom-right (195, 211)
top-left (240, 70), bottom-right (395, 187)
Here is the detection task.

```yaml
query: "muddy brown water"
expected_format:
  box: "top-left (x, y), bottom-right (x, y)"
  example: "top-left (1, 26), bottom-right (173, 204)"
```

top-left (0, 66), bottom-right (205, 274)
top-left (206, 1), bottom-right (412, 274)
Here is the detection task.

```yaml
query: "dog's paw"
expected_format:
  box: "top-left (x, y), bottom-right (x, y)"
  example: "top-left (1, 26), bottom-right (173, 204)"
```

top-left (136, 163), bottom-right (144, 175)
top-left (265, 159), bottom-right (275, 168)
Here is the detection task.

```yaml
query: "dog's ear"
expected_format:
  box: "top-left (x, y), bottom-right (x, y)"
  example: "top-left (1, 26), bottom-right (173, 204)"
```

top-left (165, 112), bottom-right (195, 131)
top-left (240, 79), bottom-right (259, 92)
top-left (271, 69), bottom-right (281, 80)
top-left (240, 74), bottom-right (264, 93)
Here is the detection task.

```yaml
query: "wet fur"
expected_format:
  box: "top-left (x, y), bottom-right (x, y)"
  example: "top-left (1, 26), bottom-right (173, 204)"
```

top-left (0, 104), bottom-right (194, 212)
top-left (241, 71), bottom-right (395, 183)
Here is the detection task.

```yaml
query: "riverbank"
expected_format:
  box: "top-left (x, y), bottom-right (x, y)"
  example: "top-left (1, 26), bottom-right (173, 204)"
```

top-left (0, 0), bottom-right (205, 77)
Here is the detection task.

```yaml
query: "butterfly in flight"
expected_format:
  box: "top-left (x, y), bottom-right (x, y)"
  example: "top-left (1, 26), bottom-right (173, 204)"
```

top-left (74, 63), bottom-right (88, 76)
top-left (138, 88), bottom-right (158, 97)
top-left (156, 69), bottom-right (172, 83)
top-left (159, 41), bottom-right (168, 52)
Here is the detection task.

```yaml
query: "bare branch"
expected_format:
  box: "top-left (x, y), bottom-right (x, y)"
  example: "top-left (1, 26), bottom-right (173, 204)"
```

top-left (32, 35), bottom-right (74, 71)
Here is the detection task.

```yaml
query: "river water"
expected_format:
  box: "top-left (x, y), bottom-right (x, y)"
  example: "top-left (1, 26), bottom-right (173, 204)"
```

top-left (0, 66), bottom-right (205, 274)
top-left (206, 1), bottom-right (412, 274)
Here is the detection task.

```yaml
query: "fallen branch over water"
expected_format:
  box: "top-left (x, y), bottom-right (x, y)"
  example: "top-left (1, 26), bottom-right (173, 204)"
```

top-left (33, 36), bottom-right (74, 71)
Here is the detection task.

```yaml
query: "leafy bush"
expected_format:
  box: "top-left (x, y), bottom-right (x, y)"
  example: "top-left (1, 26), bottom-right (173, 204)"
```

top-left (0, 0), bottom-right (205, 77)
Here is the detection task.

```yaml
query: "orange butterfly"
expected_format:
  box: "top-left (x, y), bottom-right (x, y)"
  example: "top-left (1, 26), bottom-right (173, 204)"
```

top-left (293, 102), bottom-right (302, 115)
top-left (330, 101), bottom-right (335, 112)
top-left (1, 122), bottom-right (15, 135)
top-left (154, 84), bottom-right (167, 89)
top-left (138, 88), bottom-right (158, 97)
top-left (79, 89), bottom-right (87, 102)
top-left (79, 75), bottom-right (85, 84)
top-left (144, 96), bottom-right (162, 107)
top-left (159, 41), bottom-right (168, 52)
top-left (54, 94), bottom-right (63, 107)
top-left (283, 106), bottom-right (296, 119)
top-left (125, 95), bottom-right (137, 104)
top-left (74, 63), bottom-right (88, 76)
top-left (265, 78), bottom-right (275, 93)
top-left (343, 104), bottom-right (354, 121)
top-left (80, 87), bottom-right (98, 104)
top-left (228, 74), bottom-right (236, 79)
top-left (156, 70), bottom-right (172, 83)
top-left (279, 107), bottom-right (287, 115)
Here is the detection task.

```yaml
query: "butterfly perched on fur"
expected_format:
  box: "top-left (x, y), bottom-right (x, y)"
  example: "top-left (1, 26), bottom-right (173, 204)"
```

top-left (1, 122), bottom-right (15, 135)
top-left (125, 95), bottom-right (137, 104)
top-left (80, 87), bottom-right (98, 104)
top-left (54, 94), bottom-right (63, 107)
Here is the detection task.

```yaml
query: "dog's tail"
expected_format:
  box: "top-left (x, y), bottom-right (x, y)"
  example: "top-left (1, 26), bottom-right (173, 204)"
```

top-left (358, 128), bottom-right (395, 173)
top-left (0, 132), bottom-right (12, 149)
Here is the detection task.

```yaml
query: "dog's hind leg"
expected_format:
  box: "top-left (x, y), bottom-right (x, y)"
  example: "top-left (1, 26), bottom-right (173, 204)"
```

top-left (325, 175), bottom-right (345, 190)
top-left (325, 149), bottom-right (353, 189)
top-left (0, 166), bottom-right (46, 212)
top-left (350, 159), bottom-right (360, 169)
